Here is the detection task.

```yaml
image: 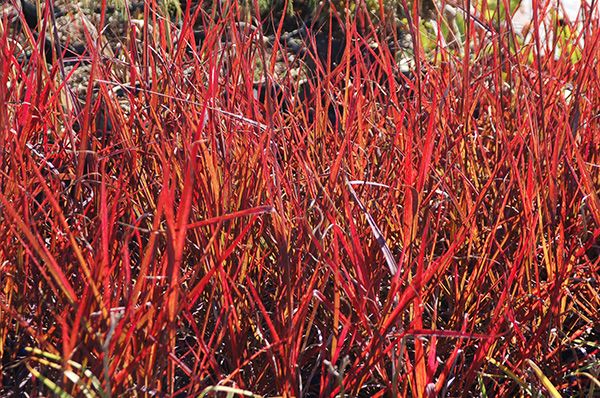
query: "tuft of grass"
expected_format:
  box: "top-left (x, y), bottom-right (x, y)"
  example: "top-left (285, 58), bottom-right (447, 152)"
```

top-left (0, 0), bottom-right (598, 396)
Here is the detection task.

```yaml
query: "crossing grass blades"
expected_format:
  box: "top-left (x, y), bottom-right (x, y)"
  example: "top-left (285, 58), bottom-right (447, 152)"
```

top-left (0, 0), bottom-right (599, 396)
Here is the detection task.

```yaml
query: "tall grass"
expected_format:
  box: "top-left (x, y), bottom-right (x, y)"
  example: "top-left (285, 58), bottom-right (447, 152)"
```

top-left (0, 0), bottom-right (598, 396)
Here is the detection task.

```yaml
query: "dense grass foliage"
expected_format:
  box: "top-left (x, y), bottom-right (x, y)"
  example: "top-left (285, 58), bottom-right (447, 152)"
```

top-left (1, 0), bottom-right (598, 396)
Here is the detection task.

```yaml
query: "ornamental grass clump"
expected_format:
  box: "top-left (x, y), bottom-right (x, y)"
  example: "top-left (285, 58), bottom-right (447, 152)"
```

top-left (0, 0), bottom-right (598, 396)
